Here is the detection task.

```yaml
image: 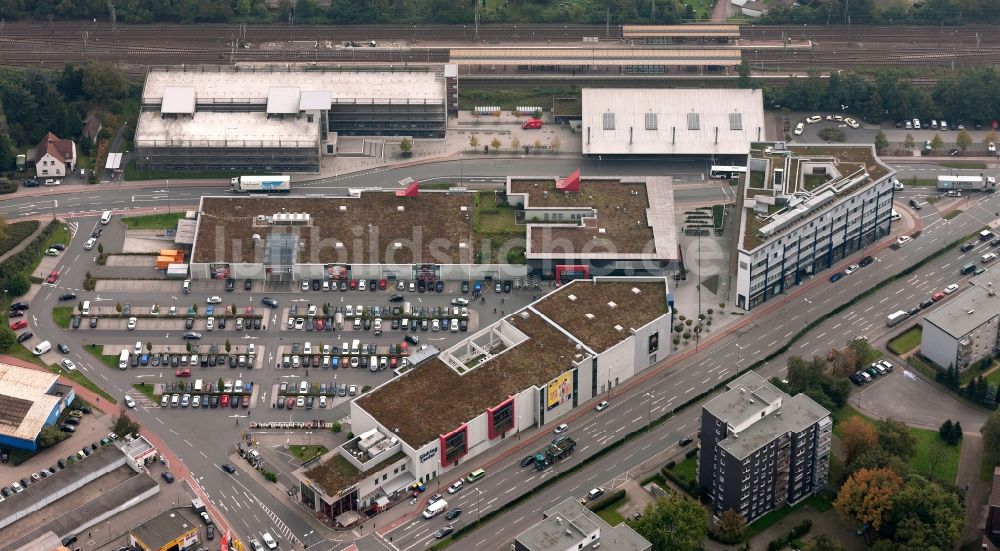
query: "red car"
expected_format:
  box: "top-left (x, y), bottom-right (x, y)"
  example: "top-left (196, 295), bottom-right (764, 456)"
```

top-left (45, 270), bottom-right (59, 284)
top-left (315, 319), bottom-right (325, 331)
top-left (931, 291), bottom-right (946, 302)
top-left (241, 395), bottom-right (250, 408)
top-left (378, 279), bottom-right (387, 290)
top-left (349, 279), bottom-right (358, 290)
top-left (521, 118), bottom-right (543, 130)
top-left (285, 397), bottom-right (295, 409)
top-left (10, 320), bottom-right (27, 330)
top-left (220, 394), bottom-right (230, 407)
top-left (400, 342), bottom-right (409, 355)
top-left (175, 368), bottom-right (191, 377)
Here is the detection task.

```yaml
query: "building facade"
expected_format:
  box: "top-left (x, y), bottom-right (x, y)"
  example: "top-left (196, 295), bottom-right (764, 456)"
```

top-left (734, 144), bottom-right (896, 310)
top-left (920, 272), bottom-right (1000, 371)
top-left (0, 362), bottom-right (76, 451)
top-left (698, 372), bottom-right (832, 523)
top-left (34, 132), bottom-right (76, 177)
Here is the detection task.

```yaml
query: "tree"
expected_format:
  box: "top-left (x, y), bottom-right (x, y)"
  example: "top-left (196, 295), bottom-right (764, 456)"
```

top-left (6, 273), bottom-right (30, 297)
top-left (802, 533), bottom-right (846, 551)
top-left (0, 131), bottom-right (15, 171)
top-left (903, 133), bottom-right (915, 149)
top-left (716, 509), bottom-right (747, 543)
top-left (834, 467), bottom-right (903, 531)
top-left (510, 136), bottom-right (521, 151)
top-left (38, 425), bottom-right (66, 448)
top-left (952, 421), bottom-right (963, 442)
top-left (97, 242), bottom-right (104, 254)
top-left (533, 139), bottom-right (543, 150)
top-left (887, 475), bottom-right (964, 550)
top-left (630, 493), bottom-right (708, 551)
top-left (224, 339), bottom-right (231, 353)
top-left (0, 327), bottom-right (16, 352)
top-left (930, 134), bottom-right (944, 151)
top-left (939, 419), bottom-right (954, 441)
top-left (841, 416), bottom-right (878, 463)
top-left (737, 58), bottom-right (753, 89)
top-left (849, 446), bottom-right (910, 478)
top-left (81, 63), bottom-right (129, 101)
top-left (955, 129), bottom-right (973, 151)
top-left (878, 418), bottom-right (917, 460)
top-left (398, 137), bottom-right (412, 154)
top-left (490, 137), bottom-right (502, 151)
top-left (469, 135), bottom-right (479, 148)
top-left (550, 137), bottom-right (561, 152)
top-left (115, 302), bottom-right (123, 315)
top-left (874, 130), bottom-right (889, 153)
top-left (145, 341), bottom-right (152, 352)
top-left (111, 410), bottom-right (141, 437)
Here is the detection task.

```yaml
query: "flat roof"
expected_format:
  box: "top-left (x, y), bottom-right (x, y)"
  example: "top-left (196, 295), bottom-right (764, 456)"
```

top-left (193, 194), bottom-right (475, 265)
top-left (449, 47), bottom-right (741, 67)
top-left (581, 88), bottom-right (765, 156)
top-left (623, 24), bottom-right (741, 38)
top-left (0, 363), bottom-right (59, 442)
top-left (131, 510), bottom-right (198, 550)
top-left (357, 309), bottom-right (579, 447)
top-left (516, 498), bottom-right (650, 551)
top-left (135, 110), bottom-right (318, 148)
top-left (303, 451), bottom-right (406, 498)
top-left (924, 272), bottom-right (1000, 339)
top-left (143, 67), bottom-right (444, 104)
top-left (266, 86), bottom-right (301, 114)
top-left (509, 176), bottom-right (677, 260)
top-left (533, 279), bottom-right (668, 353)
top-left (740, 144), bottom-right (895, 250)
top-left (161, 86), bottom-right (196, 114)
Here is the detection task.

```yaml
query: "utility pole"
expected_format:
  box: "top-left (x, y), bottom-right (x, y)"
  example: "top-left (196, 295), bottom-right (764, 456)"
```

top-left (107, 1), bottom-right (117, 43)
top-left (474, 0), bottom-right (480, 45)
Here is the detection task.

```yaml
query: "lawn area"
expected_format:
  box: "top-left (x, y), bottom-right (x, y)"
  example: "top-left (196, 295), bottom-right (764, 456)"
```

top-left (887, 326), bottom-right (922, 355)
top-left (671, 455), bottom-right (698, 487)
top-left (132, 382), bottom-right (160, 403)
top-left (2, 342), bottom-right (48, 368)
top-left (456, 86), bottom-right (578, 112)
top-left (26, 223), bottom-right (70, 280)
top-left (939, 161), bottom-right (987, 169)
top-left (944, 210), bottom-right (964, 220)
top-left (593, 494), bottom-right (629, 526)
top-left (744, 493), bottom-right (833, 539)
top-left (85, 344), bottom-right (120, 370)
top-left (986, 366), bottom-right (1000, 385)
top-left (121, 212), bottom-right (186, 230)
top-left (981, 456), bottom-right (997, 482)
top-left (52, 306), bottom-right (74, 329)
top-left (909, 426), bottom-right (960, 483)
top-left (908, 355), bottom-right (939, 380)
top-left (49, 363), bottom-right (116, 404)
top-left (290, 445), bottom-right (328, 463)
top-left (474, 192), bottom-right (523, 235)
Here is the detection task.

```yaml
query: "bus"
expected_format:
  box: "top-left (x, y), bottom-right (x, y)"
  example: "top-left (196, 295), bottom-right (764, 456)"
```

top-left (710, 165), bottom-right (748, 179)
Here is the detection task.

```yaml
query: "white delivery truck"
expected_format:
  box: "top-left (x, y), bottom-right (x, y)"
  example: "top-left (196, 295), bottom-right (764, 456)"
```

top-left (119, 350), bottom-right (130, 369)
top-left (423, 499), bottom-right (448, 519)
top-left (230, 175), bottom-right (291, 193)
top-left (886, 310), bottom-right (910, 327)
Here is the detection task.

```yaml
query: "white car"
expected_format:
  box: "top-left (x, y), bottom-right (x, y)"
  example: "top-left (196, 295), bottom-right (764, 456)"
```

top-left (84, 237), bottom-right (97, 250)
top-left (553, 423), bottom-right (568, 434)
top-left (262, 533), bottom-right (277, 549)
top-left (844, 118), bottom-right (860, 129)
top-left (124, 395), bottom-right (136, 408)
top-left (127, 317), bottom-right (137, 330)
top-left (61, 358), bottom-right (77, 371)
top-left (595, 400), bottom-right (609, 411)
top-left (451, 297), bottom-right (470, 306)
top-left (287, 317), bottom-right (294, 329)
top-left (295, 318), bottom-right (305, 330)
top-left (43, 178), bottom-right (61, 186)
top-left (793, 122), bottom-right (804, 136)
top-left (251, 539), bottom-right (265, 551)
top-left (943, 283), bottom-right (959, 294)
top-left (843, 264), bottom-right (860, 275)
top-left (358, 279), bottom-right (366, 291)
top-left (301, 280), bottom-right (309, 291)
top-left (805, 115), bottom-right (822, 124)
top-left (448, 480), bottom-right (464, 494)
top-left (206, 317), bottom-right (215, 331)
top-left (893, 179), bottom-right (904, 191)
top-left (983, 252), bottom-right (998, 264)
top-left (206, 296), bottom-right (222, 304)
top-left (896, 236), bottom-right (912, 246)
top-left (989, 142), bottom-right (997, 153)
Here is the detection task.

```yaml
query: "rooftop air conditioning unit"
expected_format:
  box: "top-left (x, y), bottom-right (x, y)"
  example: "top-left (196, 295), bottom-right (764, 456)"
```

top-left (613, 324), bottom-right (623, 332)
top-left (607, 301), bottom-right (617, 308)
top-left (598, 228), bottom-right (607, 234)
top-left (568, 294), bottom-right (577, 301)
top-left (339, 205), bottom-right (347, 212)
top-left (585, 313), bottom-right (594, 320)
top-left (397, 206), bottom-right (405, 212)
top-left (631, 287), bottom-right (641, 295)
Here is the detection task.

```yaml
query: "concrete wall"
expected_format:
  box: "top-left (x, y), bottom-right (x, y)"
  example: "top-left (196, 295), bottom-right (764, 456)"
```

top-left (920, 321), bottom-right (961, 370)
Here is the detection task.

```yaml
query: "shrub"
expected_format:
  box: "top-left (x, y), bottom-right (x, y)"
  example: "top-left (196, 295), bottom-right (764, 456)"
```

top-left (788, 519), bottom-right (812, 539)
top-left (767, 538), bottom-right (786, 551)
top-left (331, 421), bottom-right (342, 433)
top-left (665, 460), bottom-right (676, 469)
top-left (262, 470), bottom-right (278, 483)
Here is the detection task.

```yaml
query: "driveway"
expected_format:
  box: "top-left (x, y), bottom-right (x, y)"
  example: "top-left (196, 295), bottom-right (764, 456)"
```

top-left (850, 367), bottom-right (989, 432)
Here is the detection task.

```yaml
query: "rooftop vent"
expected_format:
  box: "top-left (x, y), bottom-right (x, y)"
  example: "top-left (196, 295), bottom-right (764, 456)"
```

top-left (598, 228), bottom-right (607, 234)
top-left (585, 313), bottom-right (595, 320)
top-left (613, 324), bottom-right (624, 332)
top-left (607, 301), bottom-right (617, 309)
top-left (335, 242), bottom-right (344, 248)
top-left (631, 287), bottom-right (641, 295)
top-left (459, 242), bottom-right (467, 249)
top-left (339, 205), bottom-right (347, 212)
top-left (567, 294), bottom-right (577, 302)
top-left (394, 242), bottom-right (402, 249)
top-left (460, 206), bottom-right (468, 212)
top-left (397, 206), bottom-right (405, 212)
top-left (519, 311), bottom-right (530, 320)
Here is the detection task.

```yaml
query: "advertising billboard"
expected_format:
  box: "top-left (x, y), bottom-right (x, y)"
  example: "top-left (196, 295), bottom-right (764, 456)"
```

top-left (546, 371), bottom-right (574, 410)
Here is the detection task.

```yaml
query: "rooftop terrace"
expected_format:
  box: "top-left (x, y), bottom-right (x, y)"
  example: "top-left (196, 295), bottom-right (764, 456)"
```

top-left (303, 450), bottom-right (406, 498)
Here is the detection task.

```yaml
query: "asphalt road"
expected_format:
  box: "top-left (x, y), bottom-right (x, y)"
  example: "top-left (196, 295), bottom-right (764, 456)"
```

top-left (384, 189), bottom-right (1000, 551)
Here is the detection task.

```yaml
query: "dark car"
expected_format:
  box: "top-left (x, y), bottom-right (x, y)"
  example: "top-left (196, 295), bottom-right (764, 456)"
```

top-left (90, 317), bottom-right (98, 328)
top-left (434, 526), bottom-right (454, 539)
top-left (445, 508), bottom-right (462, 520)
top-left (253, 318), bottom-right (261, 330)
top-left (848, 373), bottom-right (865, 386)
top-left (829, 272), bottom-right (845, 283)
top-left (225, 278), bottom-right (235, 292)
top-left (858, 256), bottom-right (874, 267)
top-left (182, 331), bottom-right (202, 340)
top-left (339, 280), bottom-right (348, 291)
top-left (908, 306), bottom-right (921, 316)
top-left (218, 317), bottom-right (226, 329)
top-left (405, 334), bottom-right (419, 344)
top-left (171, 355), bottom-right (180, 367)
top-left (244, 279), bottom-right (253, 291)
top-left (679, 437), bottom-right (694, 446)
top-left (417, 279), bottom-right (426, 293)
top-left (389, 293), bottom-right (404, 303)
top-left (435, 280), bottom-right (444, 292)
top-left (0, 449), bottom-right (7, 463)
top-left (370, 279), bottom-right (378, 292)
top-left (312, 279), bottom-right (321, 291)
top-left (57, 343), bottom-right (70, 354)
top-left (992, 238), bottom-right (1000, 247)
top-left (206, 525), bottom-right (215, 540)
top-left (161, 471), bottom-right (175, 483)
top-left (461, 281), bottom-right (470, 293)
top-left (60, 424), bottom-right (76, 432)
top-left (10, 302), bottom-right (28, 311)
top-left (908, 198), bottom-right (922, 210)
top-left (91, 227), bottom-right (103, 238)
top-left (961, 242), bottom-right (976, 252)
top-left (520, 455), bottom-right (534, 468)
top-left (221, 463), bottom-right (237, 474)
top-left (261, 297), bottom-right (278, 308)
top-left (503, 280), bottom-right (512, 293)
top-left (71, 316), bottom-right (81, 329)
top-left (459, 319), bottom-right (468, 331)
top-left (16, 332), bottom-right (32, 343)
top-left (185, 318), bottom-right (194, 329)
top-left (58, 293), bottom-right (77, 302)
top-left (210, 395), bottom-right (219, 408)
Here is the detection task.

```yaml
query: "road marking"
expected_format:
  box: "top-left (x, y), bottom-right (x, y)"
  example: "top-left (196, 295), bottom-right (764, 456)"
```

top-left (631, 416), bottom-right (642, 423)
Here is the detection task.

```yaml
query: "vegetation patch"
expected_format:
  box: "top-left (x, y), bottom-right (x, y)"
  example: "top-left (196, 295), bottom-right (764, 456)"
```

top-left (592, 493), bottom-right (629, 526)
top-left (887, 326), bottom-right (922, 355)
top-left (46, 363), bottom-right (116, 404)
top-left (132, 382), bottom-right (160, 403)
top-left (121, 212), bottom-right (186, 230)
top-left (290, 445), bottom-right (328, 463)
top-left (939, 161), bottom-right (987, 169)
top-left (0, 221), bottom-right (40, 256)
top-left (908, 427), bottom-right (960, 483)
top-left (85, 344), bottom-right (120, 370)
top-left (457, 86), bottom-right (578, 112)
top-left (52, 306), bottom-right (74, 329)
top-left (123, 159), bottom-right (241, 181)
top-left (943, 210), bottom-right (964, 220)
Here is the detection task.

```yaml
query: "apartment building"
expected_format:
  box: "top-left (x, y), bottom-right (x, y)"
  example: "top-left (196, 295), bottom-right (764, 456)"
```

top-left (698, 372), bottom-right (832, 523)
top-left (734, 143), bottom-right (896, 310)
top-left (921, 270), bottom-right (1000, 371)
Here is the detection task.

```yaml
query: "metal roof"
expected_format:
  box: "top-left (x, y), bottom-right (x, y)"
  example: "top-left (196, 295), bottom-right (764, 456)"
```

top-left (266, 87), bottom-right (301, 114)
top-left (0, 363), bottom-right (59, 442)
top-left (299, 90), bottom-right (332, 111)
top-left (160, 86), bottom-right (196, 115)
top-left (623, 24), bottom-right (741, 38)
top-left (582, 88), bottom-right (765, 156)
top-left (449, 47), bottom-right (741, 66)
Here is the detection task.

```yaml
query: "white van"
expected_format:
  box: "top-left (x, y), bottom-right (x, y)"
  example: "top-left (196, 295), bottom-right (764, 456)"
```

top-left (193, 379), bottom-right (204, 392)
top-left (32, 341), bottom-right (51, 356)
top-left (119, 350), bottom-right (129, 369)
top-left (423, 499), bottom-right (448, 519)
top-left (403, 302), bottom-right (413, 316)
top-left (303, 342), bottom-right (312, 355)
top-left (299, 380), bottom-right (309, 394)
top-left (81, 300), bottom-right (91, 315)
top-left (890, 208), bottom-right (901, 221)
top-left (234, 379), bottom-right (243, 394)
top-left (351, 339), bottom-right (361, 355)
top-left (100, 210), bottom-right (113, 224)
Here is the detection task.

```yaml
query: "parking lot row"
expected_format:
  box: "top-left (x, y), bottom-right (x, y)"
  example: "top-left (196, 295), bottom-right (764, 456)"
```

top-left (70, 316), bottom-right (266, 332)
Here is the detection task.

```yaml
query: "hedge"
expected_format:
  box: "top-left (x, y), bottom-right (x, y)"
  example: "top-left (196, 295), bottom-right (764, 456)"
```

top-left (0, 220), bottom-right (58, 295)
top-left (587, 488), bottom-right (626, 512)
top-left (0, 220), bottom-right (40, 257)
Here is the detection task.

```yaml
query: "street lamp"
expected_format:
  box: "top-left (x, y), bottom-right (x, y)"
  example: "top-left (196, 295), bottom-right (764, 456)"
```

top-left (803, 297), bottom-right (814, 324)
top-left (645, 392), bottom-right (652, 426)
top-left (303, 530), bottom-right (314, 548)
top-left (476, 488), bottom-right (483, 527)
top-left (145, 156), bottom-right (150, 180)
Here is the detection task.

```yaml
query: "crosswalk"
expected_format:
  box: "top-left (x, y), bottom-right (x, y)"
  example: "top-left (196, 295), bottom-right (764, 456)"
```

top-left (67, 220), bottom-right (79, 238)
top-left (258, 498), bottom-right (299, 546)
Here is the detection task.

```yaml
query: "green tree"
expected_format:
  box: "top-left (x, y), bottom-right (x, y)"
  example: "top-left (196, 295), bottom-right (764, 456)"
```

top-left (874, 130), bottom-right (889, 153)
top-left (877, 418), bottom-right (917, 460)
top-left (97, 242), bottom-right (103, 254)
top-left (886, 475), bottom-right (964, 550)
top-left (0, 326), bottom-right (16, 352)
top-left (115, 302), bottom-right (123, 315)
top-left (737, 58), bottom-right (753, 89)
top-left (930, 134), bottom-right (944, 151)
top-left (331, 421), bottom-right (342, 433)
top-left (398, 137), bottom-right (412, 154)
top-left (112, 409), bottom-right (141, 437)
top-left (955, 129), bottom-right (973, 151)
top-left (629, 493), bottom-right (707, 551)
top-left (716, 509), bottom-right (747, 543)
top-left (224, 339), bottom-right (231, 353)
top-left (802, 533), bottom-right (846, 551)
top-left (0, 131), bottom-right (15, 171)
top-left (903, 133), bottom-right (915, 149)
top-left (6, 273), bottom-right (30, 296)
top-left (38, 425), bottom-right (66, 448)
top-left (510, 136), bottom-right (521, 151)
top-left (849, 446), bottom-right (910, 478)
top-left (81, 63), bottom-right (129, 101)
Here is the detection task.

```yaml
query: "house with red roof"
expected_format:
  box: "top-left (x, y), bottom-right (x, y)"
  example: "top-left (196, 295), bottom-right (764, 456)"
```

top-left (34, 132), bottom-right (76, 177)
